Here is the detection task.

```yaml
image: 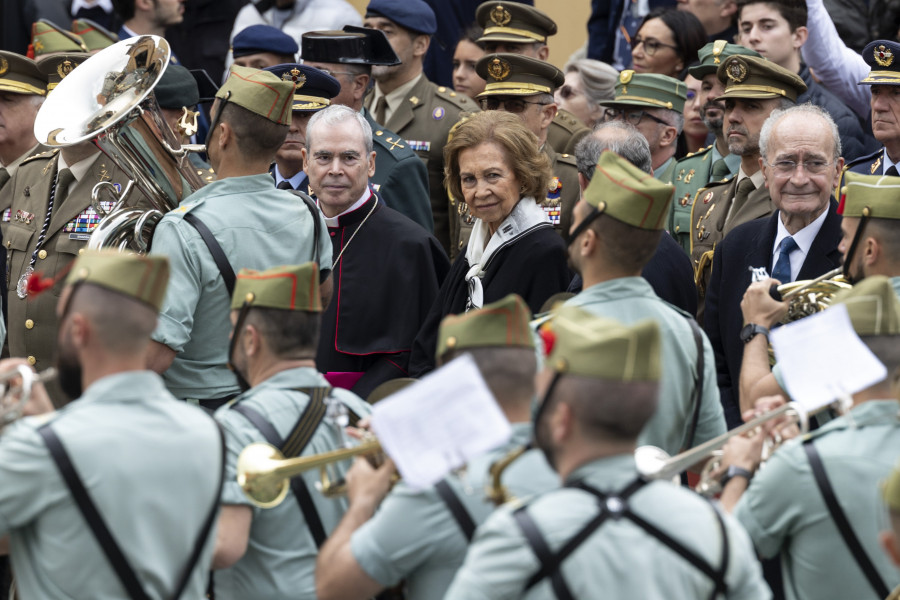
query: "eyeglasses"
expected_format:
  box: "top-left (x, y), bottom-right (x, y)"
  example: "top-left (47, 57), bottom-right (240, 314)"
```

top-left (602, 107), bottom-right (669, 126)
top-left (316, 68), bottom-right (359, 79)
top-left (480, 96), bottom-right (550, 113)
top-left (765, 160), bottom-right (834, 176)
top-left (630, 35), bottom-right (679, 56)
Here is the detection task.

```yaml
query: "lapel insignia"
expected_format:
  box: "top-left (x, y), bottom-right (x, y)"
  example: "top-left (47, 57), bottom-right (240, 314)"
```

top-left (547, 176), bottom-right (562, 201)
top-left (680, 193), bottom-right (690, 207)
top-left (702, 190), bottom-right (714, 204)
top-left (99, 164), bottom-right (111, 182)
top-left (432, 107), bottom-right (445, 120)
top-left (875, 44), bottom-right (894, 67)
top-left (409, 96), bottom-right (420, 106)
top-left (23, 186), bottom-right (30, 197)
top-left (676, 168), bottom-right (685, 182)
top-left (385, 137), bottom-right (405, 150)
top-left (871, 156), bottom-right (882, 174)
top-left (684, 169), bottom-right (695, 184)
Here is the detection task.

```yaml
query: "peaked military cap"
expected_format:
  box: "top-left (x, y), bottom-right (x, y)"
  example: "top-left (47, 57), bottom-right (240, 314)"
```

top-left (689, 40), bottom-right (761, 79)
top-left (859, 40), bottom-right (900, 86)
top-left (263, 63), bottom-right (340, 112)
top-left (71, 18), bottom-right (118, 52)
top-left (219, 65), bottom-right (295, 125)
top-left (31, 19), bottom-right (88, 56)
top-left (35, 53), bottom-right (88, 92)
top-left (546, 306), bottom-right (661, 382)
top-left (884, 463), bottom-right (900, 513)
top-left (0, 51), bottom-right (46, 96)
top-left (584, 150), bottom-right (674, 230)
top-left (231, 24), bottom-right (298, 59)
top-left (476, 53), bottom-right (564, 97)
top-left (437, 294), bottom-right (534, 359)
top-left (600, 71), bottom-right (686, 112)
top-left (66, 251), bottom-right (170, 312)
top-left (831, 275), bottom-right (900, 336)
top-left (365, 0), bottom-right (437, 36)
top-left (717, 55), bottom-right (806, 101)
top-left (301, 26), bottom-right (400, 66)
top-left (475, 2), bottom-right (557, 44)
top-left (155, 64), bottom-right (199, 109)
top-left (840, 171), bottom-right (900, 220)
top-left (231, 263), bottom-right (322, 312)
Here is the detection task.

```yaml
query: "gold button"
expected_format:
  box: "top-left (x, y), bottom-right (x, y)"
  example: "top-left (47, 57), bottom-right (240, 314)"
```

top-left (78, 248), bottom-right (85, 255)
top-left (27, 356), bottom-right (36, 365)
top-left (5, 241), bottom-right (10, 249)
top-left (38, 249), bottom-right (47, 259)
top-left (25, 319), bottom-right (34, 329)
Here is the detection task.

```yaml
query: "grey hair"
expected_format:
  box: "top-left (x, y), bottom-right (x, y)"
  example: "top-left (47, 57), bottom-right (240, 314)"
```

top-left (576, 120), bottom-right (653, 177)
top-left (563, 58), bottom-right (618, 107)
top-left (29, 94), bottom-right (45, 108)
top-left (650, 107), bottom-right (683, 135)
top-left (759, 102), bottom-right (840, 161)
top-left (305, 104), bottom-right (374, 154)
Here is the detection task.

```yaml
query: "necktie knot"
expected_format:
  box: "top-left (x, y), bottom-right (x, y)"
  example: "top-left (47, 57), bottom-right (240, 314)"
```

top-left (276, 180), bottom-right (293, 190)
top-left (710, 158), bottom-right (731, 180)
top-left (779, 236), bottom-right (798, 254)
top-left (374, 96), bottom-right (388, 126)
top-left (56, 168), bottom-right (75, 199)
top-left (886, 165), bottom-right (899, 177)
top-left (0, 167), bottom-right (9, 190)
top-left (771, 236), bottom-right (798, 283)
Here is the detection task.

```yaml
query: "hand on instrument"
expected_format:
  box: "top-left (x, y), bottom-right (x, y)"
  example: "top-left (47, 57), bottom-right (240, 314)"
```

top-left (740, 279), bottom-right (788, 329)
top-left (345, 456), bottom-right (396, 509)
top-left (720, 427), bottom-right (765, 474)
top-left (747, 395), bottom-right (800, 442)
top-left (0, 359), bottom-right (54, 418)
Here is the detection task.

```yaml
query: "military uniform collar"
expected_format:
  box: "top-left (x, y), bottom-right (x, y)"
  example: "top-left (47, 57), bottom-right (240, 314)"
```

top-left (570, 276), bottom-right (656, 304)
top-left (736, 167), bottom-right (765, 190)
top-left (814, 399), bottom-right (900, 436)
top-left (884, 148), bottom-right (900, 174)
top-left (273, 163), bottom-right (306, 189)
top-left (372, 72), bottom-right (425, 119)
top-left (243, 366), bottom-right (327, 397)
top-left (565, 453), bottom-right (639, 488)
top-left (57, 151), bottom-right (101, 186)
top-left (72, 371), bottom-right (168, 408)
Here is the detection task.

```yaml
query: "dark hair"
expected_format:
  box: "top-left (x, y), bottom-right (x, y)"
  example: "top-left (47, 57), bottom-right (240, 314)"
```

top-left (737, 0), bottom-right (807, 32)
top-left (112, 0), bottom-right (135, 21)
top-left (640, 8), bottom-right (707, 74)
top-left (549, 376), bottom-right (659, 441)
top-left (245, 308), bottom-right (320, 358)
top-left (458, 22), bottom-right (486, 50)
top-left (591, 213), bottom-right (663, 272)
top-left (220, 102), bottom-right (289, 160)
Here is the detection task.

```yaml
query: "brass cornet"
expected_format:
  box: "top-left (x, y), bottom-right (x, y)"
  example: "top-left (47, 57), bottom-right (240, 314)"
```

top-left (771, 267), bottom-right (851, 323)
top-left (485, 444), bottom-right (529, 506)
top-left (0, 366), bottom-right (57, 432)
top-left (237, 438), bottom-right (384, 508)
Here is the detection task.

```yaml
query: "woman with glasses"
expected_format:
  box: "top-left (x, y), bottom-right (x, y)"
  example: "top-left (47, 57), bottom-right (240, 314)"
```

top-left (408, 111), bottom-right (571, 374)
top-left (555, 58), bottom-right (618, 129)
top-left (630, 8), bottom-right (706, 80)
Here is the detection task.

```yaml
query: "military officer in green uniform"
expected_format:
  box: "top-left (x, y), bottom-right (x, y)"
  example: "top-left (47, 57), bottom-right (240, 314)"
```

top-left (598, 71), bottom-right (687, 184)
top-left (668, 41), bottom-right (762, 251)
top-left (316, 294), bottom-right (557, 600)
top-left (363, 0), bottom-right (479, 253)
top-left (475, 1), bottom-right (590, 156)
top-left (719, 276), bottom-right (900, 600)
top-left (444, 306), bottom-right (770, 599)
top-left (566, 149), bottom-right (724, 455)
top-left (147, 65), bottom-right (332, 409)
top-left (302, 26), bottom-right (433, 233)
top-left (212, 263), bottom-right (371, 600)
top-left (453, 53), bottom-right (578, 256)
top-left (4, 53), bottom-right (151, 406)
top-left (0, 251), bottom-right (223, 599)
top-left (690, 55), bottom-right (806, 290)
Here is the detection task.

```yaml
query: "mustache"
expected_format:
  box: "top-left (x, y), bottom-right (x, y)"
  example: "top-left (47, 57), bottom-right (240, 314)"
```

top-left (727, 126), bottom-right (748, 136)
top-left (703, 99), bottom-right (725, 112)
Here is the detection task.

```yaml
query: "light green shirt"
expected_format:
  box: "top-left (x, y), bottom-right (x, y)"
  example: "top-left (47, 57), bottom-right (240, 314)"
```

top-left (734, 400), bottom-right (900, 600)
top-left (566, 277), bottom-right (725, 454)
top-left (445, 454), bottom-right (771, 600)
top-left (0, 371), bottom-right (221, 599)
top-left (350, 423), bottom-right (557, 599)
top-left (150, 174), bottom-right (332, 400)
top-left (214, 367), bottom-right (370, 600)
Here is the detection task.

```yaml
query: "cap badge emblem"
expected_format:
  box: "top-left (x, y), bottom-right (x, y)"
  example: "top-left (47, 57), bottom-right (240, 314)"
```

top-left (619, 69), bottom-right (633, 85)
top-left (283, 68), bottom-right (306, 88)
top-left (0, 57), bottom-right (8, 77)
top-left (725, 58), bottom-right (748, 83)
top-left (487, 57), bottom-right (511, 81)
top-left (875, 44), bottom-right (894, 67)
top-left (490, 5), bottom-right (512, 27)
top-left (57, 60), bottom-right (74, 79)
top-left (712, 40), bottom-right (727, 64)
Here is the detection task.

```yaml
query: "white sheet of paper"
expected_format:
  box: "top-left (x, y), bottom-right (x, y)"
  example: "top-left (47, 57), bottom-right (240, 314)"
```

top-left (370, 354), bottom-right (512, 490)
top-left (771, 304), bottom-right (887, 411)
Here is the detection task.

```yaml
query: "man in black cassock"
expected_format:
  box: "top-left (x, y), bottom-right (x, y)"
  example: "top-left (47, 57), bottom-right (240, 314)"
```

top-left (303, 104), bottom-right (450, 400)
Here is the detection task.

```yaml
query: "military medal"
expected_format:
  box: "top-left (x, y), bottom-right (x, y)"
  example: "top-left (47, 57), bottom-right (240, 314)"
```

top-left (17, 266), bottom-right (34, 299)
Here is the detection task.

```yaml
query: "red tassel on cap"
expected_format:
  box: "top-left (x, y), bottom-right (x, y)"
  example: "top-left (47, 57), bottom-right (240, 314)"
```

top-left (26, 44), bottom-right (35, 60)
top-left (538, 323), bottom-right (556, 357)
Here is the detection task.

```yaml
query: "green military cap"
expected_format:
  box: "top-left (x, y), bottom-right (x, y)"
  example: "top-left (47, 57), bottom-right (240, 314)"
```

top-left (689, 40), bottom-right (761, 79)
top-left (218, 64), bottom-right (294, 126)
top-left (546, 306), bottom-right (661, 381)
top-left (154, 64), bottom-right (200, 109)
top-left (717, 55), bottom-right (806, 102)
top-left (66, 250), bottom-right (170, 312)
top-left (884, 463), bottom-right (900, 513)
top-left (839, 171), bottom-right (900, 220)
top-left (231, 263), bottom-right (322, 312)
top-left (584, 150), bottom-right (674, 230)
top-left (600, 71), bottom-right (686, 113)
top-left (475, 53), bottom-right (564, 97)
top-left (436, 294), bottom-right (534, 358)
top-left (831, 275), bottom-right (900, 336)
top-left (71, 18), bottom-right (118, 52)
top-left (475, 2), bottom-right (557, 44)
top-left (0, 51), bottom-right (46, 96)
top-left (35, 53), bottom-right (88, 92)
top-left (31, 20), bottom-right (88, 56)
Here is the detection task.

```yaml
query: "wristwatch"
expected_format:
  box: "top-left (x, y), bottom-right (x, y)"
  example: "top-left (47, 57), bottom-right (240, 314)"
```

top-left (740, 323), bottom-right (769, 344)
top-left (720, 465), bottom-right (754, 488)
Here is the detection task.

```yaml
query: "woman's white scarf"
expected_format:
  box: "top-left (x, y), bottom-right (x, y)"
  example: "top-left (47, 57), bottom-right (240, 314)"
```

top-left (464, 198), bottom-right (550, 310)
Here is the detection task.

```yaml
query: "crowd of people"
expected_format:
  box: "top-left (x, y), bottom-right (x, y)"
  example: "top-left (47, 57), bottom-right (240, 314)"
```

top-left (0, 0), bottom-right (899, 598)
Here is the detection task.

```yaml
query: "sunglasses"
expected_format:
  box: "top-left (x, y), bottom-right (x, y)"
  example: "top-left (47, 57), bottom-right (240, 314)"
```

top-left (480, 96), bottom-right (549, 114)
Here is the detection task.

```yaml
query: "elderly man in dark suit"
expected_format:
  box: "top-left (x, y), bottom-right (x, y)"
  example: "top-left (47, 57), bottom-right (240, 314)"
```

top-left (703, 103), bottom-right (844, 428)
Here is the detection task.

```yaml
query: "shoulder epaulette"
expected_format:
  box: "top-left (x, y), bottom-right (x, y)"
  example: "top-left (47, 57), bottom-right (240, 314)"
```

top-left (20, 148), bottom-right (59, 165)
top-left (555, 153), bottom-right (578, 167)
top-left (681, 144), bottom-right (714, 161)
top-left (434, 85), bottom-right (477, 111)
top-left (553, 110), bottom-right (588, 134)
top-left (844, 147), bottom-right (883, 170)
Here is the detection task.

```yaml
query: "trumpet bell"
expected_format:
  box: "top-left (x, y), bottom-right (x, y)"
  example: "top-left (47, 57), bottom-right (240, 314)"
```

top-left (237, 443), bottom-right (290, 509)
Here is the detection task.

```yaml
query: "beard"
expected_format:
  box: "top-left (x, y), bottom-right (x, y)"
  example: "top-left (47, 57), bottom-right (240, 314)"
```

top-left (56, 344), bottom-right (83, 400)
top-left (533, 410), bottom-right (558, 471)
top-left (726, 126), bottom-right (760, 157)
top-left (228, 334), bottom-right (252, 394)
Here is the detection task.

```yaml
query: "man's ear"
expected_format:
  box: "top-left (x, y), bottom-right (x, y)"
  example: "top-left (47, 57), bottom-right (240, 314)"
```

top-left (413, 34), bottom-right (431, 59)
top-left (540, 103), bottom-right (558, 131)
top-left (301, 147), bottom-right (309, 172)
top-left (658, 125), bottom-right (678, 149)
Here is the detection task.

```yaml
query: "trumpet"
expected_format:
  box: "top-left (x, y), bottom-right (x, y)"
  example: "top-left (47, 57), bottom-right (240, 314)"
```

top-left (485, 444), bottom-right (529, 506)
top-left (636, 401), bottom-right (816, 496)
top-left (770, 267), bottom-right (851, 323)
top-left (1, 366), bottom-right (57, 432)
top-left (237, 438), bottom-right (384, 508)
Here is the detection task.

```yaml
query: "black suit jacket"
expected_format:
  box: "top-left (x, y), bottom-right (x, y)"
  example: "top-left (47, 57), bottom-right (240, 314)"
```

top-left (703, 200), bottom-right (843, 427)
